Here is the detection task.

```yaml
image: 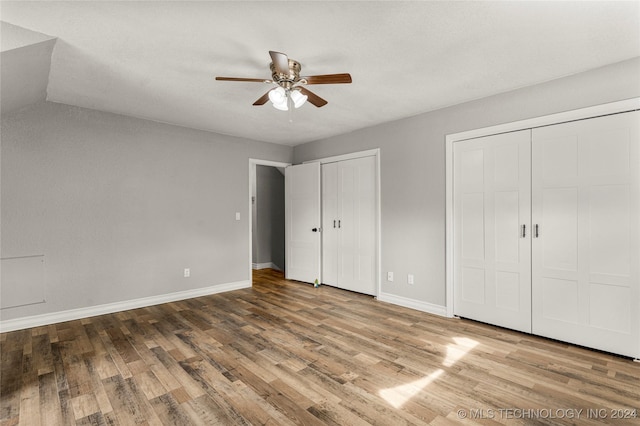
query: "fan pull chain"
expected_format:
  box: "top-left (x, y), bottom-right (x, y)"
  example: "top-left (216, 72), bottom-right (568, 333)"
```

top-left (288, 93), bottom-right (294, 123)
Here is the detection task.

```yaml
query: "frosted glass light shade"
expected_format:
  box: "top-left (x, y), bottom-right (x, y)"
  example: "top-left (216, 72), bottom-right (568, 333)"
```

top-left (290, 90), bottom-right (308, 108)
top-left (273, 100), bottom-right (288, 111)
top-left (268, 87), bottom-right (286, 104)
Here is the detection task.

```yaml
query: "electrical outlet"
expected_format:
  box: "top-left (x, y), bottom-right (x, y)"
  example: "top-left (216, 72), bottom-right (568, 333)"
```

top-left (184, 268), bottom-right (190, 278)
top-left (387, 272), bottom-right (394, 282)
top-left (235, 212), bottom-right (241, 221)
top-left (408, 274), bottom-right (414, 285)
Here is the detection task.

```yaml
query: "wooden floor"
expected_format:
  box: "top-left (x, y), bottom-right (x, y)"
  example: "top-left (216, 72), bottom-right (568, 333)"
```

top-left (1, 269), bottom-right (639, 425)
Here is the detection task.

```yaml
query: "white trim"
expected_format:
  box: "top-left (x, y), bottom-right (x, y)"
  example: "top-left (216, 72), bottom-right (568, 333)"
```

top-left (302, 148), bottom-right (379, 165)
top-left (0, 280), bottom-right (250, 333)
top-left (250, 159), bottom-right (291, 168)
top-left (445, 137), bottom-right (455, 317)
top-left (377, 292), bottom-right (447, 317)
top-left (375, 151), bottom-right (382, 299)
top-left (445, 97), bottom-right (640, 320)
top-left (446, 98), bottom-right (640, 144)
top-left (249, 158), bottom-right (291, 283)
top-left (252, 262), bottom-right (281, 271)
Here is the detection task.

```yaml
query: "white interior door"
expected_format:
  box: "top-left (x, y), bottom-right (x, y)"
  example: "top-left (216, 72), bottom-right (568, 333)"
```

top-left (532, 111), bottom-right (639, 358)
top-left (453, 130), bottom-right (532, 333)
top-left (285, 162), bottom-right (321, 284)
top-left (336, 156), bottom-right (377, 295)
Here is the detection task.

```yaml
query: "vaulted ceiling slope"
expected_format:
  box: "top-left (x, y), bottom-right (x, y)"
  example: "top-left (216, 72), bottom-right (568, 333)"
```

top-left (1, 21), bottom-right (56, 114)
top-left (1, 1), bottom-right (639, 145)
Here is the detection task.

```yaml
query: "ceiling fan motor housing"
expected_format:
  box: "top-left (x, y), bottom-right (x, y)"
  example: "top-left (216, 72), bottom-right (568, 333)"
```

top-left (270, 59), bottom-right (301, 88)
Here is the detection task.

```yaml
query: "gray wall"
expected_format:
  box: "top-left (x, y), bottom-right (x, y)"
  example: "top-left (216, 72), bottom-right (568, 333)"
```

top-left (1, 101), bottom-right (292, 321)
top-left (255, 165), bottom-right (285, 270)
top-left (294, 57), bottom-right (640, 308)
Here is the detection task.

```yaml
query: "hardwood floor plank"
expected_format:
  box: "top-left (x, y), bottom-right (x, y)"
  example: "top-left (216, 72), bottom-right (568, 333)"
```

top-left (1, 349), bottom-right (23, 423)
top-left (148, 393), bottom-right (193, 426)
top-left (69, 393), bottom-right (101, 421)
top-left (38, 371), bottom-right (63, 426)
top-left (19, 370), bottom-right (40, 426)
top-left (101, 375), bottom-right (152, 425)
top-left (2, 268), bottom-right (639, 425)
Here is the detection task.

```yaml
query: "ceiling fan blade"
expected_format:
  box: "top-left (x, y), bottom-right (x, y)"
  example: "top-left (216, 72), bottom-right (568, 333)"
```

top-left (303, 73), bottom-right (352, 85)
top-left (269, 51), bottom-right (290, 75)
top-left (299, 87), bottom-right (328, 108)
top-left (253, 91), bottom-right (271, 106)
top-left (216, 77), bottom-right (270, 83)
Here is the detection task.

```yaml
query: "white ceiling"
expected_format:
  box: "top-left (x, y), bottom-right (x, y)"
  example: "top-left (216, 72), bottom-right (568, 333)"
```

top-left (1, 1), bottom-right (639, 146)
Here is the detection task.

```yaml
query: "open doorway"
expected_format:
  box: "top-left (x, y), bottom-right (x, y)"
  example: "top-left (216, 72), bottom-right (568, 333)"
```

top-left (249, 159), bottom-right (290, 280)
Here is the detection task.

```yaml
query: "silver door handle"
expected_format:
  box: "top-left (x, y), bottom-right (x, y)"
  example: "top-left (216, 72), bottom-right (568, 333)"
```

top-left (534, 224), bottom-right (539, 238)
top-left (521, 224), bottom-right (526, 238)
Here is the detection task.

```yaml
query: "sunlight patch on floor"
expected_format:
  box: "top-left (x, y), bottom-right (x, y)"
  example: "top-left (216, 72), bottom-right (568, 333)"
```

top-left (443, 336), bottom-right (478, 367)
top-left (379, 336), bottom-right (479, 408)
top-left (379, 369), bottom-right (444, 409)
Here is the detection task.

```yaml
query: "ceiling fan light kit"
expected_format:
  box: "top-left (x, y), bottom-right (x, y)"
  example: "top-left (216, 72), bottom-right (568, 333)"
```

top-left (216, 51), bottom-right (352, 111)
top-left (267, 86), bottom-right (307, 111)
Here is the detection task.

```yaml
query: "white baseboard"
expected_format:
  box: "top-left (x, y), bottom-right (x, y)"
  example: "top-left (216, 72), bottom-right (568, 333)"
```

top-left (0, 280), bottom-right (251, 333)
top-left (252, 262), bottom-right (281, 271)
top-left (377, 292), bottom-right (448, 317)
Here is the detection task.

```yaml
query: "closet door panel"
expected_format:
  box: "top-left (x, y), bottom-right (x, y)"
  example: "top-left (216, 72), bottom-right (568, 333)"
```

top-left (589, 185), bottom-right (630, 277)
top-left (322, 156), bottom-right (377, 295)
top-left (337, 156), bottom-right (376, 295)
top-left (532, 110), bottom-right (639, 358)
top-left (453, 130), bottom-right (532, 333)
top-left (338, 162), bottom-right (356, 286)
top-left (322, 162), bottom-right (339, 286)
top-left (461, 192), bottom-right (485, 265)
top-left (541, 188), bottom-right (578, 272)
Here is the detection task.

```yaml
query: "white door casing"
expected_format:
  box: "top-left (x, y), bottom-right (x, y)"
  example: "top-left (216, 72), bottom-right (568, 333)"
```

top-left (531, 111), bottom-right (640, 358)
top-left (453, 130), bottom-right (532, 333)
top-left (285, 162), bottom-right (321, 284)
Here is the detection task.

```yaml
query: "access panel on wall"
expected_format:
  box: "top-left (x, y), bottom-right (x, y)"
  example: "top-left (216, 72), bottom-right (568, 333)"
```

top-left (322, 156), bottom-right (377, 295)
top-left (531, 111), bottom-right (639, 358)
top-left (453, 130), bottom-right (532, 333)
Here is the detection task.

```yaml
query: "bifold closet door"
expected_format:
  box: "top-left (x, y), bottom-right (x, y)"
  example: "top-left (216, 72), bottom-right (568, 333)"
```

top-left (322, 156), bottom-right (376, 295)
top-left (453, 130), bottom-right (532, 333)
top-left (322, 162), bottom-right (339, 286)
top-left (532, 111), bottom-right (639, 358)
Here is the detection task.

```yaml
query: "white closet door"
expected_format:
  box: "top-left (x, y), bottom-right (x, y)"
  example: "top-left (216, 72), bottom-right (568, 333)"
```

top-left (337, 156), bottom-right (376, 295)
top-left (322, 156), bottom-right (376, 295)
top-left (322, 162), bottom-right (339, 286)
top-left (532, 111), bottom-right (639, 358)
top-left (453, 130), bottom-right (532, 333)
top-left (285, 162), bottom-right (321, 284)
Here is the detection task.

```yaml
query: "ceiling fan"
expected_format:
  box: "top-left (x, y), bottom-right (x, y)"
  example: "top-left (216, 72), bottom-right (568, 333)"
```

top-left (216, 51), bottom-right (352, 110)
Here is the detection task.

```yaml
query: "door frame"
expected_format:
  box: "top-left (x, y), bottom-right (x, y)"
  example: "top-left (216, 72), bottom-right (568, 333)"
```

top-left (303, 148), bottom-right (381, 296)
top-left (248, 159), bottom-right (291, 283)
top-left (445, 97), bottom-right (640, 318)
